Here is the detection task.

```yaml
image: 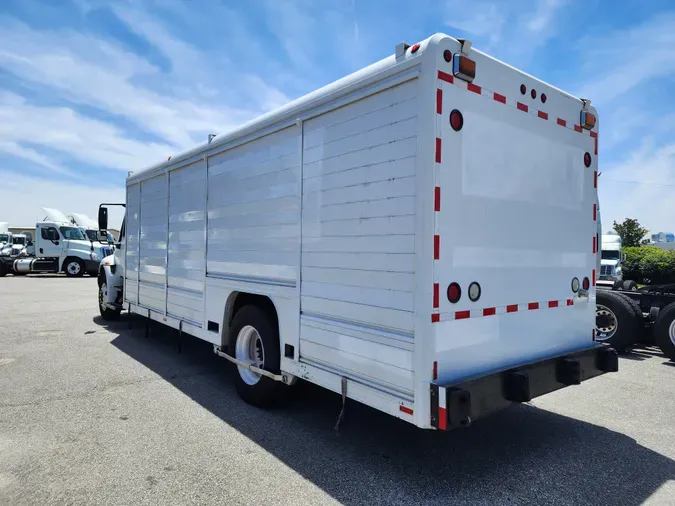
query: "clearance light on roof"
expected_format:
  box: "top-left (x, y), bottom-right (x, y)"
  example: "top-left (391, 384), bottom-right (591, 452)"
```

top-left (580, 110), bottom-right (596, 130)
top-left (452, 38), bottom-right (475, 83)
top-left (453, 54), bottom-right (476, 83)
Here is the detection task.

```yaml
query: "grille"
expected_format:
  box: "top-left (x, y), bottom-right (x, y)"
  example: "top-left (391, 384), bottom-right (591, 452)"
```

top-left (600, 265), bottom-right (613, 276)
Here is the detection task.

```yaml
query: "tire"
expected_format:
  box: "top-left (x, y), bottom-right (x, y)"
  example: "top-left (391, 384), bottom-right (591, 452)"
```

top-left (64, 258), bottom-right (85, 278)
top-left (596, 290), bottom-right (640, 351)
top-left (622, 280), bottom-right (639, 292)
top-left (612, 280), bottom-right (624, 291)
top-left (614, 292), bottom-right (651, 344)
top-left (0, 262), bottom-right (6, 277)
top-left (653, 302), bottom-right (675, 361)
top-left (228, 304), bottom-right (285, 408)
top-left (98, 280), bottom-right (121, 321)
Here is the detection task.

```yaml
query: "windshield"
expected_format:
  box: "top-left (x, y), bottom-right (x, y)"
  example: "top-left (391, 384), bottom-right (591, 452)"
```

top-left (601, 250), bottom-right (621, 261)
top-left (13, 236), bottom-right (25, 245)
top-left (0, 234), bottom-right (8, 243)
top-left (85, 229), bottom-right (98, 242)
top-left (59, 226), bottom-right (86, 241)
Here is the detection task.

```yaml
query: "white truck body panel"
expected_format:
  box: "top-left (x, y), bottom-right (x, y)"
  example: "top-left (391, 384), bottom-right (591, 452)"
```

top-left (119, 33), bottom-right (600, 427)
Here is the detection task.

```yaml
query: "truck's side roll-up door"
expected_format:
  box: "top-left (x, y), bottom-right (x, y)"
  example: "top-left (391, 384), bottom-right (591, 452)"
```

top-left (167, 160), bottom-right (206, 326)
top-left (138, 174), bottom-right (168, 312)
top-left (124, 183), bottom-right (140, 305)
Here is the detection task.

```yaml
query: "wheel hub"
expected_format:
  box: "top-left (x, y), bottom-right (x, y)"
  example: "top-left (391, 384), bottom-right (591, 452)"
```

top-left (68, 262), bottom-right (80, 275)
top-left (235, 325), bottom-right (265, 386)
top-left (596, 305), bottom-right (618, 340)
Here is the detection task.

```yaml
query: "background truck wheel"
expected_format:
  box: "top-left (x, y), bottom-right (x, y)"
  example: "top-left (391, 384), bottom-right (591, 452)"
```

top-left (98, 281), bottom-right (121, 321)
top-left (653, 302), bottom-right (675, 361)
top-left (228, 304), bottom-right (285, 408)
top-left (612, 280), bottom-right (624, 291)
top-left (64, 258), bottom-right (84, 278)
top-left (622, 280), bottom-right (638, 291)
top-left (596, 290), bottom-right (639, 351)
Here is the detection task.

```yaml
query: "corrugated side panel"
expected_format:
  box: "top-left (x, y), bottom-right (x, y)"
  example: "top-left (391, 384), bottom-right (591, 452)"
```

top-left (168, 160), bottom-right (205, 326)
top-left (299, 80), bottom-right (418, 396)
top-left (206, 126), bottom-right (301, 284)
top-left (124, 183), bottom-right (140, 305)
top-left (138, 174), bottom-right (168, 312)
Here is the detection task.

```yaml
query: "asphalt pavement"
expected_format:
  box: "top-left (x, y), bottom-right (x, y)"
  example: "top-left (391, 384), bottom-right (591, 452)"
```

top-left (1, 276), bottom-right (674, 505)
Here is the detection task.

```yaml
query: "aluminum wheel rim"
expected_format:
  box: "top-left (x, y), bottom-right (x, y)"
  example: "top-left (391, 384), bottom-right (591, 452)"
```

top-left (67, 261), bottom-right (81, 275)
top-left (669, 320), bottom-right (675, 347)
top-left (596, 304), bottom-right (618, 341)
top-left (235, 325), bottom-right (265, 386)
top-left (99, 283), bottom-right (107, 310)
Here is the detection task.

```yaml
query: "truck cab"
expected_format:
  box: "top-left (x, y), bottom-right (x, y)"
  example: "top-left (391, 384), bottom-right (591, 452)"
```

top-left (598, 230), bottom-right (626, 289)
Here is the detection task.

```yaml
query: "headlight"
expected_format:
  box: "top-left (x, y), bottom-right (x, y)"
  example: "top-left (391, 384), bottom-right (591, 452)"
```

top-left (90, 252), bottom-right (100, 261)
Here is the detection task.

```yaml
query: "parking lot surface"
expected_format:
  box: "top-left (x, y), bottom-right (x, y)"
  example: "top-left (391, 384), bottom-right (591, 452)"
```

top-left (1, 276), bottom-right (674, 505)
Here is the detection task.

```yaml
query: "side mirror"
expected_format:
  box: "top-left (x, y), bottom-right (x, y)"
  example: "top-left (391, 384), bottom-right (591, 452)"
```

top-left (97, 231), bottom-right (108, 242)
top-left (98, 206), bottom-right (108, 231)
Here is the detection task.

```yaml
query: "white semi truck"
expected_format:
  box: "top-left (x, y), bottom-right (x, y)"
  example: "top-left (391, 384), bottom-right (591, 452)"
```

top-left (96, 33), bottom-right (617, 430)
top-left (0, 212), bottom-right (113, 277)
top-left (0, 222), bottom-right (9, 249)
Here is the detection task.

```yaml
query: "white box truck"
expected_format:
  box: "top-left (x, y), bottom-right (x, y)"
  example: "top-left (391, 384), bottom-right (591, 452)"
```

top-left (96, 33), bottom-right (616, 430)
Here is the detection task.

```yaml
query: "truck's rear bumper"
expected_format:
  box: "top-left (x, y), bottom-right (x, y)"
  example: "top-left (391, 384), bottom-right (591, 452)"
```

top-left (430, 344), bottom-right (618, 430)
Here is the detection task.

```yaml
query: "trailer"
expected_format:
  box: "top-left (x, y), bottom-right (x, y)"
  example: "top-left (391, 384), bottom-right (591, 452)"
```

top-left (97, 33), bottom-right (616, 430)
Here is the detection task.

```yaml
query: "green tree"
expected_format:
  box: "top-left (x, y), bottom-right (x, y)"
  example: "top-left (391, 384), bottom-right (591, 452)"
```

top-left (613, 218), bottom-right (649, 247)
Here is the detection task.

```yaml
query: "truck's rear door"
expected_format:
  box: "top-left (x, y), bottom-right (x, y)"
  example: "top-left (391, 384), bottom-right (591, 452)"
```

top-left (433, 48), bottom-right (599, 383)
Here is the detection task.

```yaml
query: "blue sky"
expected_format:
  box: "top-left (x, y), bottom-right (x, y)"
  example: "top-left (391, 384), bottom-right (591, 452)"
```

top-left (1, 0), bottom-right (674, 233)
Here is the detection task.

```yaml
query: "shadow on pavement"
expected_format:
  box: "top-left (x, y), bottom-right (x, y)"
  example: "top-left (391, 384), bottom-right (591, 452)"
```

top-left (97, 315), bottom-right (675, 505)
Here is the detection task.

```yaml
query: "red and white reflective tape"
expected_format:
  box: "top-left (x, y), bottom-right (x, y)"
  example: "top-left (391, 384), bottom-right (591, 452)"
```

top-left (438, 386), bottom-right (447, 431)
top-left (432, 80), bottom-right (444, 323)
top-left (433, 297), bottom-right (583, 323)
top-left (437, 71), bottom-right (598, 139)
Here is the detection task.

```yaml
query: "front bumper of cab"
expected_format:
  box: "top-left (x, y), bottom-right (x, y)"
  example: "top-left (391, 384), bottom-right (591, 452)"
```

top-left (430, 344), bottom-right (618, 430)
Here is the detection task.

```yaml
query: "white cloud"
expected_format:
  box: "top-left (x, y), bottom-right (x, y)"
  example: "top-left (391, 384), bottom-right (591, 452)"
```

top-left (576, 14), bottom-right (675, 106)
top-left (0, 172), bottom-right (126, 228)
top-left (443, 0), bottom-right (568, 65)
top-left (599, 141), bottom-right (675, 234)
top-left (0, 91), bottom-right (173, 172)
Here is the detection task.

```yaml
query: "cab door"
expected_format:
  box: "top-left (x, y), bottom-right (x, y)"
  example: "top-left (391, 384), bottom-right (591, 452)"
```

top-left (37, 224), bottom-right (64, 258)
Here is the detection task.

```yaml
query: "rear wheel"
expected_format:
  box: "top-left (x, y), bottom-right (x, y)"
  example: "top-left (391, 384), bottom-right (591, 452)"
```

top-left (228, 304), bottom-right (285, 408)
top-left (653, 302), bottom-right (675, 361)
top-left (614, 292), bottom-right (651, 343)
top-left (64, 258), bottom-right (84, 278)
top-left (596, 290), bottom-right (639, 351)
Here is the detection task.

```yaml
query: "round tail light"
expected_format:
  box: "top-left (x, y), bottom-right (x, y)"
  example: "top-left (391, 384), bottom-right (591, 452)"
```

top-left (450, 109), bottom-right (464, 131)
top-left (531, 89), bottom-right (537, 99)
top-left (520, 84), bottom-right (526, 95)
top-left (447, 283), bottom-right (461, 304)
top-left (571, 277), bottom-right (580, 293)
top-left (582, 277), bottom-right (590, 291)
top-left (410, 43), bottom-right (420, 54)
top-left (468, 282), bottom-right (481, 302)
top-left (541, 93), bottom-right (547, 103)
top-left (584, 152), bottom-right (592, 167)
top-left (443, 50), bottom-right (452, 62)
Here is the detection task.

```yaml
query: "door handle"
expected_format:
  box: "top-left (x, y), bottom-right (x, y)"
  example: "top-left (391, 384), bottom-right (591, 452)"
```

top-left (40, 248), bottom-right (43, 254)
